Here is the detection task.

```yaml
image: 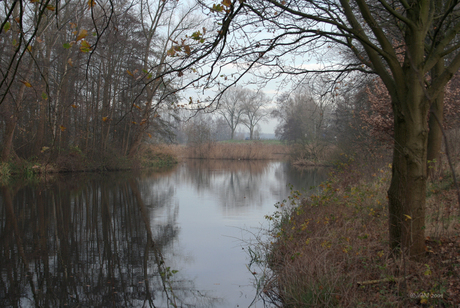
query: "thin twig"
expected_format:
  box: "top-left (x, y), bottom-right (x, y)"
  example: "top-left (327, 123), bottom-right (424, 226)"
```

top-left (357, 274), bottom-right (414, 286)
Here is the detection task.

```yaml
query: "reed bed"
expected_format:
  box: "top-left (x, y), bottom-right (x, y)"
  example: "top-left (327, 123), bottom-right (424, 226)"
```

top-left (178, 142), bottom-right (288, 160)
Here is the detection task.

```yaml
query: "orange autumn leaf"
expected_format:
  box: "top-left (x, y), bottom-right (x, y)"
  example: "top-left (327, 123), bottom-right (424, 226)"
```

top-left (21, 80), bottom-right (32, 87)
top-left (76, 29), bottom-right (88, 41)
top-left (80, 40), bottom-right (91, 52)
top-left (222, 0), bottom-right (231, 7)
top-left (60, 125), bottom-right (66, 131)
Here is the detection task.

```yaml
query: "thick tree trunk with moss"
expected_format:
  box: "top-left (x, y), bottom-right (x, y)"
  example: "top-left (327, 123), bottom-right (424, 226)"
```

top-left (388, 73), bottom-right (429, 257)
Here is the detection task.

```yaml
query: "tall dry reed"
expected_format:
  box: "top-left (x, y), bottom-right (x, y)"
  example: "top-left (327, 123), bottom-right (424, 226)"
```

top-left (180, 142), bottom-right (287, 160)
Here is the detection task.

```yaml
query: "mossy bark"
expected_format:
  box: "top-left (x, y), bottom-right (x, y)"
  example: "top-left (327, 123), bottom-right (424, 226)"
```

top-left (388, 64), bottom-right (429, 258)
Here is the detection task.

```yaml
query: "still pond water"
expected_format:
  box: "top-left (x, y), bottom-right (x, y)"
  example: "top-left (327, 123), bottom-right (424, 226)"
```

top-left (0, 160), bottom-right (328, 308)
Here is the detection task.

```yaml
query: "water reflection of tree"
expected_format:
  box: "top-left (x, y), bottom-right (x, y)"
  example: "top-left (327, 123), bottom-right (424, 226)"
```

top-left (179, 160), bottom-right (329, 211)
top-left (271, 162), bottom-right (329, 197)
top-left (180, 160), bottom-right (272, 210)
top-left (0, 173), bottom-right (219, 307)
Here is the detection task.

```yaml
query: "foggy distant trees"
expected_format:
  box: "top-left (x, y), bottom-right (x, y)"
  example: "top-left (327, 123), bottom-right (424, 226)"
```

top-left (274, 86), bottom-right (332, 144)
top-left (183, 114), bottom-right (212, 146)
top-left (216, 87), bottom-right (247, 140)
top-left (182, 113), bottom-right (232, 143)
top-left (217, 87), bottom-right (270, 140)
top-left (241, 91), bottom-right (270, 140)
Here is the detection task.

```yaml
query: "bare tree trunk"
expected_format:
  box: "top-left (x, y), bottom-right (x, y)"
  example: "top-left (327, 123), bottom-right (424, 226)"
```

top-left (388, 81), bottom-right (428, 258)
top-left (1, 58), bottom-right (34, 162)
top-left (60, 81), bottom-right (70, 149)
top-left (124, 122), bottom-right (131, 156)
top-left (1, 117), bottom-right (17, 162)
top-left (128, 81), bottom-right (160, 158)
top-left (128, 120), bottom-right (148, 158)
top-left (427, 60), bottom-right (444, 178)
top-left (101, 59), bottom-right (114, 152)
top-left (128, 128), bottom-right (146, 158)
top-left (34, 100), bottom-right (47, 155)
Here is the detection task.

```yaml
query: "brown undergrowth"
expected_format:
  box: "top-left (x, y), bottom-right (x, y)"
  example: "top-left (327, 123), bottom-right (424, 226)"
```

top-left (258, 158), bottom-right (460, 307)
top-left (290, 142), bottom-right (337, 167)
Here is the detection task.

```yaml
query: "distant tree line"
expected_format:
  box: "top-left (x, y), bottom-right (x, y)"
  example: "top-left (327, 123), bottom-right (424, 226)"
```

top-left (180, 86), bottom-right (271, 144)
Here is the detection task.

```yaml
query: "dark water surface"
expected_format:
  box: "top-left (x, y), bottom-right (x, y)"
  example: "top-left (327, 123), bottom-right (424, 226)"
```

top-left (0, 160), bottom-right (327, 308)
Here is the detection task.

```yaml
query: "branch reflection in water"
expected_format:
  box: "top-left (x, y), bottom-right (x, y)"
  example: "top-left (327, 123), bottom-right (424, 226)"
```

top-left (0, 161), bottom-right (328, 307)
top-left (0, 171), bottom-right (221, 308)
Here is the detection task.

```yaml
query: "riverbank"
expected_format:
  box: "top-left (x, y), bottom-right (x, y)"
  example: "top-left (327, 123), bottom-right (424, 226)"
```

top-left (259, 159), bottom-right (460, 307)
top-left (0, 144), bottom-right (178, 184)
top-left (0, 140), bottom-right (336, 184)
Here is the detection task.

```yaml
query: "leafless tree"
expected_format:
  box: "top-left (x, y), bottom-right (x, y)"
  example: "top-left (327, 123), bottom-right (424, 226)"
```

top-left (190, 0), bottom-right (460, 257)
top-left (241, 90), bottom-right (270, 140)
top-left (216, 86), bottom-right (248, 139)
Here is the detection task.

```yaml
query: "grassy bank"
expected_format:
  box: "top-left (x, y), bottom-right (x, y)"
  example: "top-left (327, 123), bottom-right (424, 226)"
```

top-left (178, 141), bottom-right (288, 160)
top-left (0, 144), bottom-right (178, 184)
top-left (257, 159), bottom-right (460, 307)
